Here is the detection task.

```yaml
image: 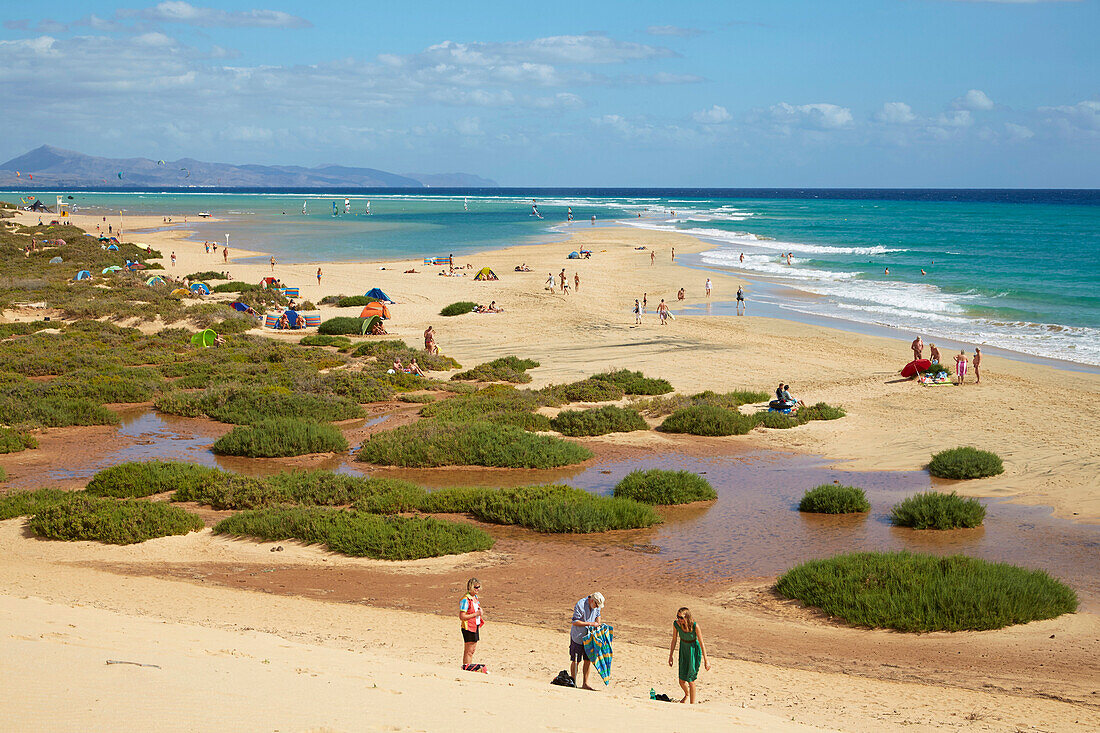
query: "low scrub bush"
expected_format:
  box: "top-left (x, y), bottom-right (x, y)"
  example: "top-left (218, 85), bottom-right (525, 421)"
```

top-left (155, 385), bottom-right (362, 424)
top-left (928, 447), bottom-right (1004, 480)
top-left (185, 271), bottom-right (229, 281)
top-left (890, 491), bottom-right (986, 529)
top-left (29, 495), bottom-right (203, 545)
top-left (660, 404), bottom-right (757, 436)
top-left (212, 418), bottom-right (348, 457)
top-left (418, 484), bottom-right (583, 514)
top-left (440, 301), bottom-right (478, 317)
top-left (86, 460), bottom-right (223, 498)
top-left (614, 469), bottom-right (717, 504)
top-left (351, 340), bottom-right (410, 357)
top-left (800, 402), bottom-right (846, 421)
top-left (452, 356), bottom-right (539, 383)
top-left (591, 369), bottom-right (672, 396)
top-left (633, 389), bottom-right (772, 416)
top-left (174, 470), bottom-right (424, 511)
top-left (0, 427), bottom-right (37, 454)
top-left (213, 507), bottom-right (493, 560)
top-left (538, 378), bottom-right (625, 406)
top-left (319, 371), bottom-right (394, 403)
top-left (318, 317), bottom-right (366, 335)
top-left (775, 551), bottom-right (1077, 631)
top-left (421, 385), bottom-right (549, 431)
top-left (300, 334), bottom-right (353, 348)
top-left (336, 295), bottom-right (373, 307)
top-left (398, 393), bottom-right (436, 403)
top-left (0, 396), bottom-right (119, 428)
top-left (211, 282), bottom-right (261, 293)
top-left (357, 420), bottom-right (592, 468)
top-left (798, 484), bottom-right (870, 514)
top-left (551, 405), bottom-right (648, 437)
top-left (0, 488), bottom-right (70, 520)
top-left (754, 412), bottom-right (804, 429)
top-left (473, 493), bottom-right (660, 533)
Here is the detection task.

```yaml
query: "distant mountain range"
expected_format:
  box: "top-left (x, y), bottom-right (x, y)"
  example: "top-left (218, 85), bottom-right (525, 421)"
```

top-left (0, 145), bottom-right (498, 189)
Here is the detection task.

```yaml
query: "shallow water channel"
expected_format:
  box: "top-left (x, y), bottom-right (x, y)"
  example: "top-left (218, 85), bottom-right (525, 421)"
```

top-left (42, 410), bottom-right (1100, 605)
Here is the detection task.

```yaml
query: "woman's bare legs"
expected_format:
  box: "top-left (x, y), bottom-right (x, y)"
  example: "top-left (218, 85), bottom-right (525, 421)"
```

top-left (678, 678), bottom-right (689, 703)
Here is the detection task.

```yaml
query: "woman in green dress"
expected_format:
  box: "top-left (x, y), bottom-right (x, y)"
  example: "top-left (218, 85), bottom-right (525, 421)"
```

top-left (668, 607), bottom-right (710, 703)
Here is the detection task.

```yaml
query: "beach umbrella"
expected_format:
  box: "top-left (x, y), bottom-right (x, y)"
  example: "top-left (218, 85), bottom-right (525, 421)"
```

top-left (49, 256), bottom-right (63, 264)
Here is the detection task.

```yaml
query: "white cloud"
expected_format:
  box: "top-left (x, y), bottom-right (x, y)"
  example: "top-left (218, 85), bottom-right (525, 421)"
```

top-left (692, 105), bottom-right (731, 124)
top-left (1004, 122), bottom-right (1034, 141)
top-left (935, 110), bottom-right (974, 127)
top-left (874, 102), bottom-right (916, 124)
top-left (952, 89), bottom-right (995, 111)
top-left (455, 117), bottom-right (483, 137)
top-left (129, 2), bottom-right (312, 29)
top-left (756, 102), bottom-right (853, 133)
top-left (1039, 100), bottom-right (1100, 132)
top-left (646, 25), bottom-right (704, 37)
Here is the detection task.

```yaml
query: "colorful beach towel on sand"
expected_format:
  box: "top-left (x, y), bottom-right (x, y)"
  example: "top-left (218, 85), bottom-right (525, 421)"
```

top-left (583, 624), bottom-right (614, 685)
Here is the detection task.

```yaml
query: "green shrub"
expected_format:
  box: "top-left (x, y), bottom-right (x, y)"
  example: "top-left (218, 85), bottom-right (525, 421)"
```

top-left (351, 340), bottom-right (410, 357)
top-left (452, 356), bottom-right (539, 383)
top-left (775, 551), bottom-right (1077, 631)
top-left (357, 420), bottom-right (592, 468)
top-left (418, 484), bottom-right (583, 514)
top-left (0, 488), bottom-right (71, 520)
top-left (173, 469), bottom-right (424, 511)
top-left (421, 385), bottom-right (548, 430)
top-left (29, 495), bottom-right (203, 545)
top-left (890, 491), bottom-right (986, 529)
top-left (398, 393), bottom-right (436, 403)
top-left (319, 371), bottom-right (394, 403)
top-left (928, 447), bottom-right (1005, 480)
top-left (0, 396), bottom-right (120, 428)
top-left (155, 385), bottom-right (362, 424)
top-left (798, 484), bottom-right (870, 514)
top-left (633, 389), bottom-right (772, 417)
top-left (614, 469), bottom-right (716, 504)
top-left (539, 378), bottom-right (625, 405)
top-left (754, 411), bottom-right (804, 429)
top-left (212, 419), bottom-right (348, 457)
top-left (185, 271), bottom-right (229, 281)
top-left (472, 493), bottom-right (660, 533)
top-left (440, 301), bottom-right (478, 317)
top-left (590, 369), bottom-right (673, 396)
top-left (336, 295), bottom-right (373, 307)
top-left (660, 404), bottom-right (756, 436)
top-left (86, 461), bottom-right (223, 498)
top-left (800, 402), bottom-right (846, 421)
top-left (0, 427), bottom-right (37, 454)
top-left (213, 507), bottom-right (493, 560)
top-left (551, 405), bottom-right (648, 437)
top-left (211, 282), bottom-right (262, 293)
top-left (318, 317), bottom-right (366, 335)
top-left (299, 334), bottom-right (352, 348)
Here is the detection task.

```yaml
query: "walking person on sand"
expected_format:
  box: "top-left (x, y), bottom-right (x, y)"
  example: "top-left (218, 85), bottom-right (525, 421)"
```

top-left (651, 251), bottom-right (656, 265)
top-left (668, 607), bottom-right (710, 704)
top-left (911, 336), bottom-right (924, 361)
top-left (570, 592), bottom-right (605, 690)
top-left (705, 278), bottom-right (712, 297)
top-left (270, 255), bottom-right (276, 272)
top-left (574, 273), bottom-right (580, 292)
top-left (170, 252), bottom-right (176, 267)
top-left (973, 347), bottom-right (982, 384)
top-left (633, 299), bottom-right (642, 325)
top-left (424, 325), bottom-right (438, 355)
top-left (459, 578), bottom-right (486, 672)
top-left (559, 269), bottom-right (567, 293)
top-left (642, 293), bottom-right (647, 313)
top-left (736, 285), bottom-right (746, 315)
top-left (657, 299), bottom-right (671, 326)
top-left (316, 267), bottom-right (322, 285)
top-left (955, 350), bottom-right (969, 385)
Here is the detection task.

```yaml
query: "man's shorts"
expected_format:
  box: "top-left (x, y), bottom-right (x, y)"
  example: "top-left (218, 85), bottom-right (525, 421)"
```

top-left (462, 629), bottom-right (480, 643)
top-left (569, 639), bottom-right (589, 662)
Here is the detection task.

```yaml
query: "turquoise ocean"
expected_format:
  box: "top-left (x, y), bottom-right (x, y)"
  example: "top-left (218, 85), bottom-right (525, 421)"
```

top-left (8, 189), bottom-right (1099, 366)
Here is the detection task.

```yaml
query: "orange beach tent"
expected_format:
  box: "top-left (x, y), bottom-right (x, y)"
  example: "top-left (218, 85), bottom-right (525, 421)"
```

top-left (360, 302), bottom-right (391, 319)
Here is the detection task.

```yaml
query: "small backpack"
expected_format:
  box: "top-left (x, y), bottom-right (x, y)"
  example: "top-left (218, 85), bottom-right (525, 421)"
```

top-left (550, 670), bottom-right (576, 688)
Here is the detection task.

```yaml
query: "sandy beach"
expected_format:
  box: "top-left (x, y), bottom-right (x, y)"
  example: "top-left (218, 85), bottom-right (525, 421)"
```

top-left (2, 209), bottom-right (1099, 732)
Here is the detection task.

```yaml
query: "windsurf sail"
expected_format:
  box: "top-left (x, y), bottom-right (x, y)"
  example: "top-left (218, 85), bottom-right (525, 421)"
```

top-left (302, 200), bottom-right (307, 215)
top-left (344, 198), bottom-right (350, 214)
top-left (464, 197), bottom-right (469, 211)
top-left (332, 201), bottom-right (338, 216)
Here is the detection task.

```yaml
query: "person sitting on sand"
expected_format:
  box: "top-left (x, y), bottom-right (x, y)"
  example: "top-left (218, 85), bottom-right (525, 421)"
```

top-left (424, 326), bottom-right (438, 355)
top-left (677, 288), bottom-right (685, 301)
top-left (278, 314), bottom-right (289, 330)
top-left (570, 592), bottom-right (605, 690)
top-left (459, 578), bottom-right (485, 672)
top-left (669, 607), bottom-right (710, 704)
top-left (407, 358), bottom-right (425, 376)
top-left (393, 356), bottom-right (403, 373)
top-left (780, 384), bottom-right (805, 408)
top-left (929, 343), bottom-right (941, 364)
top-left (955, 351), bottom-right (968, 385)
top-left (488, 301), bottom-right (503, 313)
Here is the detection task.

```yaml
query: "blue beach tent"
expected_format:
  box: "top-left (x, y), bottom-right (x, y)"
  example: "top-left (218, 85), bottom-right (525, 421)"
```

top-left (364, 287), bottom-right (392, 303)
top-left (106, 244), bottom-right (120, 251)
top-left (190, 282), bottom-right (210, 295)
top-left (75, 270), bottom-right (92, 281)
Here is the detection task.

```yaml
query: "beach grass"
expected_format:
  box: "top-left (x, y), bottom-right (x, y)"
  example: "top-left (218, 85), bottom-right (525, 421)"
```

top-left (798, 484), bottom-right (871, 514)
top-left (173, 469), bottom-right (425, 511)
top-left (775, 551), bottom-right (1077, 631)
top-left (85, 460), bottom-right (223, 498)
top-left (420, 385), bottom-right (550, 431)
top-left (659, 404), bottom-right (757, 436)
top-left (154, 384), bottom-right (362, 424)
top-left (451, 356), bottom-right (539, 383)
top-left (928, 447), bottom-right (1005, 480)
top-left (336, 295), bottom-right (374, 307)
top-left (317, 370), bottom-right (395, 403)
top-left (417, 484), bottom-right (584, 513)
top-left (398, 393), bottom-right (436, 403)
top-left (356, 420), bottom-right (592, 468)
top-left (29, 495), bottom-right (204, 545)
top-left (472, 493), bottom-right (660, 533)
top-left (213, 507), bottom-right (494, 560)
top-left (613, 469), bottom-right (717, 504)
top-left (590, 369), bottom-right (673, 396)
top-left (318, 316), bottom-right (366, 335)
top-left (185, 270), bottom-right (229, 281)
top-left (633, 389), bottom-right (772, 417)
top-left (890, 491), bottom-right (986, 529)
top-left (351, 340), bottom-right (410, 357)
top-left (212, 418), bottom-right (348, 457)
top-left (0, 488), bottom-right (71, 520)
top-left (440, 301), bottom-right (478, 316)
top-left (538, 378), bottom-right (625, 406)
top-left (299, 334), bottom-right (353, 348)
top-left (550, 405), bottom-right (648, 437)
top-left (0, 427), bottom-right (38, 454)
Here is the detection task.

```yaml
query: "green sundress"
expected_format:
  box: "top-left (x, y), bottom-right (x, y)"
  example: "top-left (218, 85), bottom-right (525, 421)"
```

top-left (675, 621), bottom-right (702, 682)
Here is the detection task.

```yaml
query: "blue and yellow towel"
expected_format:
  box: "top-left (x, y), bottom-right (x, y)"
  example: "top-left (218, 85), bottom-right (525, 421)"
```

top-left (583, 624), bottom-right (614, 685)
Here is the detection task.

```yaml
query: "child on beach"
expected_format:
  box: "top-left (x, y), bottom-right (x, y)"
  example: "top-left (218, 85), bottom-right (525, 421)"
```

top-left (668, 607), bottom-right (710, 704)
top-left (459, 579), bottom-right (485, 672)
top-left (955, 350), bottom-right (969, 384)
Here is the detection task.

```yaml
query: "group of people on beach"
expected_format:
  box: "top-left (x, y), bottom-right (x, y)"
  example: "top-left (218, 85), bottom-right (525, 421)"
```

top-left (459, 582), bottom-right (711, 704)
top-left (911, 336), bottom-right (982, 384)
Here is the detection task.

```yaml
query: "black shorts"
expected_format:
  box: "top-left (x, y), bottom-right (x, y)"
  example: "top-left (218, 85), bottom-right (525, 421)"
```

top-left (462, 629), bottom-right (480, 643)
top-left (569, 640), bottom-right (589, 662)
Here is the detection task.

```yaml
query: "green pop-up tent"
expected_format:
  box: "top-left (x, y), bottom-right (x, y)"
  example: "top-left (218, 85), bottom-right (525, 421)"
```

top-left (190, 329), bottom-right (217, 348)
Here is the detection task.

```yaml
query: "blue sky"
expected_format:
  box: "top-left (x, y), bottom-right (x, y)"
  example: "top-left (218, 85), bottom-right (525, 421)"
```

top-left (1, 0), bottom-right (1097, 186)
